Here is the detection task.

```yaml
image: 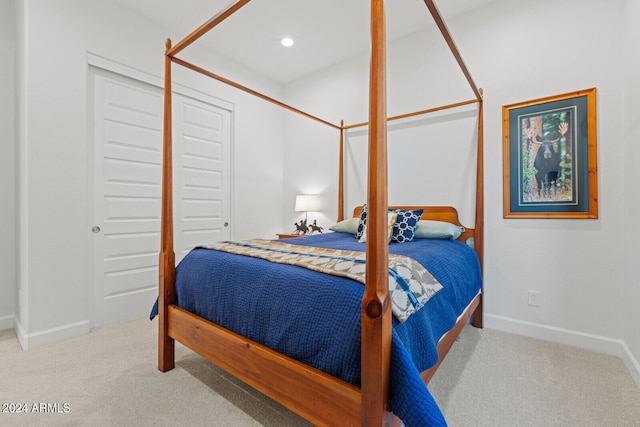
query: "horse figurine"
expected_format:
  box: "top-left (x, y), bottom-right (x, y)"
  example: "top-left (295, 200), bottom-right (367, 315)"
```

top-left (308, 220), bottom-right (324, 234)
top-left (293, 219), bottom-right (308, 234)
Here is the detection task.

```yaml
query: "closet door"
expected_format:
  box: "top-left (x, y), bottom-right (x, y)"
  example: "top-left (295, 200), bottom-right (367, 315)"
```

top-left (172, 95), bottom-right (232, 263)
top-left (91, 68), bottom-right (231, 328)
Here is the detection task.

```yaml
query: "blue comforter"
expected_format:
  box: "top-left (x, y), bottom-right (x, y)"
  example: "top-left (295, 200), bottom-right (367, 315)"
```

top-left (151, 232), bottom-right (482, 426)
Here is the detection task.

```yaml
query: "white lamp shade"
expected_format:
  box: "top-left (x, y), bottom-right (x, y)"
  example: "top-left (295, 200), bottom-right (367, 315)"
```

top-left (295, 194), bottom-right (320, 212)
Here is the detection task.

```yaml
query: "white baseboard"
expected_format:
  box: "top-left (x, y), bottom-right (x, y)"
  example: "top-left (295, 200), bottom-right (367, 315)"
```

top-left (0, 314), bottom-right (14, 330)
top-left (14, 319), bottom-right (90, 350)
top-left (485, 314), bottom-right (640, 390)
top-left (622, 342), bottom-right (640, 390)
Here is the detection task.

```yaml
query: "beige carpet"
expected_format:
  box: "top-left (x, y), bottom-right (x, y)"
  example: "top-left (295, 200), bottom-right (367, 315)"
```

top-left (428, 327), bottom-right (640, 426)
top-left (1, 317), bottom-right (639, 426)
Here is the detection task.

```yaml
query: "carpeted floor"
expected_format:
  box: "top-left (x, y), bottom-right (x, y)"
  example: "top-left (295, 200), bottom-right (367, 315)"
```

top-left (1, 317), bottom-right (639, 426)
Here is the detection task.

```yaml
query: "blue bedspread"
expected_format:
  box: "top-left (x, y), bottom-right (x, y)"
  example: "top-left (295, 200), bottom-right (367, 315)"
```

top-left (151, 232), bottom-right (482, 426)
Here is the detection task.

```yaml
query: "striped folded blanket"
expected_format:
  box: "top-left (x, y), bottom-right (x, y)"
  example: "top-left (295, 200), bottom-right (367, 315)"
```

top-left (205, 239), bottom-right (443, 322)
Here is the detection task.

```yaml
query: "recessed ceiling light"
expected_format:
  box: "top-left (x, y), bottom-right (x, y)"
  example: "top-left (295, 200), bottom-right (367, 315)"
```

top-left (281, 37), bottom-right (294, 47)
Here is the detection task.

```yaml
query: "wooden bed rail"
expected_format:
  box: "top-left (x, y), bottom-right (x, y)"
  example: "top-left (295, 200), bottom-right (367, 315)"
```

top-left (168, 58), bottom-right (478, 134)
top-left (167, 0), bottom-right (252, 58)
top-left (423, 0), bottom-right (482, 101)
top-left (171, 57), bottom-right (341, 131)
top-left (342, 98), bottom-right (480, 130)
top-left (336, 97), bottom-right (481, 223)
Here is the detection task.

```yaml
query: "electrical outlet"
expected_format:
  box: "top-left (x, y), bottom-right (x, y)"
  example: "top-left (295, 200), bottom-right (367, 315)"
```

top-left (528, 290), bottom-right (540, 307)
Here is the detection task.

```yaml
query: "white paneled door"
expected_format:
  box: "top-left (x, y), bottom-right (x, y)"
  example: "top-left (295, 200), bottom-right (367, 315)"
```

top-left (172, 95), bottom-right (232, 263)
top-left (91, 68), bottom-right (230, 328)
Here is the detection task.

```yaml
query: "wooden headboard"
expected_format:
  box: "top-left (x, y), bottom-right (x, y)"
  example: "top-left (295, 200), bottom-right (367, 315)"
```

top-left (352, 205), bottom-right (476, 246)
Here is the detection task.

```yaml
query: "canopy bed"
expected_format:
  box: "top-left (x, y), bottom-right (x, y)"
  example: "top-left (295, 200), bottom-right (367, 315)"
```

top-left (155, 1), bottom-right (484, 426)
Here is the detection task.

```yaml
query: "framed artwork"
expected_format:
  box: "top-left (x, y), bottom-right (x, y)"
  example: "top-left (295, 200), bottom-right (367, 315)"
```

top-left (502, 88), bottom-right (598, 219)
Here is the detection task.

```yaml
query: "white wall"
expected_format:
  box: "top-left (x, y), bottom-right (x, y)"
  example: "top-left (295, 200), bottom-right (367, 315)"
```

top-left (623, 0), bottom-right (640, 385)
top-left (9, 0), bottom-right (639, 385)
top-left (0, 0), bottom-right (16, 330)
top-left (14, 0), bottom-right (285, 347)
top-left (282, 22), bottom-right (480, 229)
top-left (283, 0), bottom-right (639, 383)
top-left (461, 0), bottom-right (626, 346)
top-left (281, 53), bottom-right (370, 229)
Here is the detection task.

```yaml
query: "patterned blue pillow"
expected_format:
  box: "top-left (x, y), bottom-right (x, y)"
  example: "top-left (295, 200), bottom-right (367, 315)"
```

top-left (390, 208), bottom-right (424, 243)
top-left (356, 204), bottom-right (368, 240)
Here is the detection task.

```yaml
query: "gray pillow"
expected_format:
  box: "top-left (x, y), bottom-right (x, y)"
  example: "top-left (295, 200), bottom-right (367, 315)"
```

top-left (328, 217), bottom-right (360, 234)
top-left (414, 220), bottom-right (464, 239)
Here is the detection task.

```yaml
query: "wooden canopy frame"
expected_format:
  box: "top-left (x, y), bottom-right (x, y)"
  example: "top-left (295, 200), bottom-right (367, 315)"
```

top-left (158, 1), bottom-right (484, 425)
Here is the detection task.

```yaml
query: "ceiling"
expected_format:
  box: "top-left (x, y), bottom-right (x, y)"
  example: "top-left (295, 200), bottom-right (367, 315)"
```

top-left (113, 0), bottom-right (493, 84)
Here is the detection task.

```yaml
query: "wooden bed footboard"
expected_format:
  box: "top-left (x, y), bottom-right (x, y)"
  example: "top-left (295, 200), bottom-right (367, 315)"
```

top-left (161, 289), bottom-right (481, 425)
top-left (167, 305), bottom-right (361, 426)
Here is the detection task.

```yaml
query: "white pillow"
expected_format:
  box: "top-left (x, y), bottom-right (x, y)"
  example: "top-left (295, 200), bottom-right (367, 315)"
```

top-left (358, 211), bottom-right (398, 243)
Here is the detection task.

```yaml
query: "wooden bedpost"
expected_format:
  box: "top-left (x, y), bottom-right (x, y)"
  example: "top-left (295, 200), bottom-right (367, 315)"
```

top-left (473, 92), bottom-right (484, 328)
top-left (361, 0), bottom-right (394, 425)
top-left (159, 38), bottom-right (176, 372)
top-left (338, 120), bottom-right (345, 222)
